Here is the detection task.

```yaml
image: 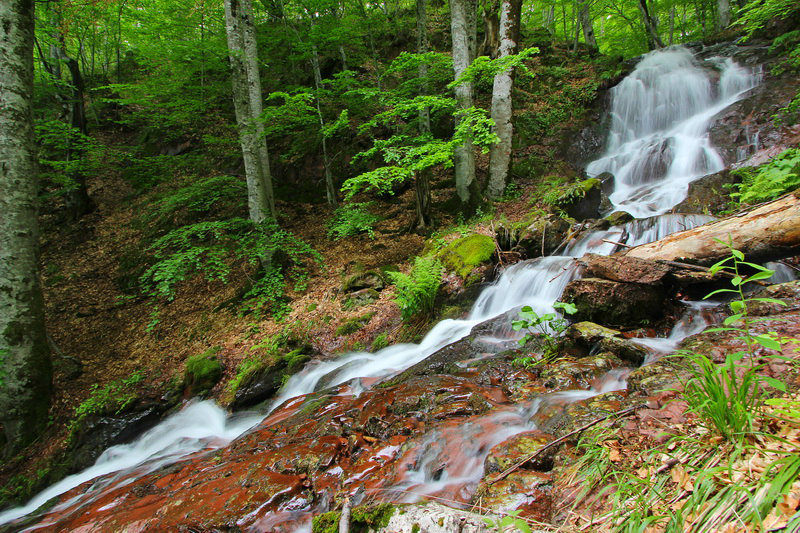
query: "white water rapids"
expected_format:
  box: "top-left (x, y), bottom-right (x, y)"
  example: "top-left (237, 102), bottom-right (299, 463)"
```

top-left (0, 46), bottom-right (768, 527)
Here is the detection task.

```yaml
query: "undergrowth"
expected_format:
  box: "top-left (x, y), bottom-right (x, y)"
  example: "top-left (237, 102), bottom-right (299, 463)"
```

top-left (388, 256), bottom-right (443, 322)
top-left (327, 202), bottom-right (381, 240)
top-left (567, 244), bottom-right (799, 532)
top-left (731, 148), bottom-right (800, 205)
top-left (68, 371), bottom-right (145, 437)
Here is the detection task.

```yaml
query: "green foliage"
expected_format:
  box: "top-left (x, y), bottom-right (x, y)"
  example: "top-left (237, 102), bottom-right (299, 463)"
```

top-left (483, 510), bottom-right (533, 533)
top-left (144, 176), bottom-right (246, 225)
top-left (327, 202), bottom-right (381, 239)
top-left (436, 234), bottom-right (495, 280)
top-left (388, 256), bottom-right (444, 322)
top-left (449, 47), bottom-right (539, 88)
top-left (679, 241), bottom-right (788, 441)
top-left (335, 313), bottom-right (375, 336)
top-left (184, 347), bottom-right (223, 396)
top-left (34, 120), bottom-right (101, 198)
top-left (139, 218), bottom-right (322, 320)
top-left (511, 302), bottom-right (577, 366)
top-left (740, 0), bottom-right (800, 38)
top-left (371, 332), bottom-right (390, 351)
top-left (0, 348), bottom-right (7, 387)
top-left (69, 371), bottom-right (144, 434)
top-left (731, 148), bottom-right (800, 205)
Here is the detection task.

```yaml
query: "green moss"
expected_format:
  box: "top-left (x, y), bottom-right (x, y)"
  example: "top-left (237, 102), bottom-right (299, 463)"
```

top-left (435, 234), bottom-right (495, 280)
top-left (312, 510), bottom-right (341, 533)
top-left (350, 503), bottom-right (397, 532)
top-left (184, 346), bottom-right (223, 396)
top-left (371, 332), bottom-right (390, 351)
top-left (411, 524), bottom-right (421, 533)
top-left (335, 312), bottom-right (375, 336)
top-left (283, 348), bottom-right (311, 374)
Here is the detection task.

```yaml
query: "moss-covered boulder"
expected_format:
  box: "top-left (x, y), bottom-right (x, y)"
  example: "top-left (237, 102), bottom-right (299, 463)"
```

top-left (563, 321), bottom-right (649, 365)
top-left (496, 213), bottom-right (572, 258)
top-left (436, 234), bottom-right (495, 282)
top-left (184, 346), bottom-right (223, 397)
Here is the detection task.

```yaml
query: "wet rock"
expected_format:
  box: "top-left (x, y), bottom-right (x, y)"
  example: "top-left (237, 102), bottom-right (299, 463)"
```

top-left (581, 253), bottom-right (671, 285)
top-left (673, 170), bottom-right (739, 215)
top-left (475, 470), bottom-right (553, 524)
top-left (496, 214), bottom-right (572, 259)
top-left (748, 280), bottom-right (800, 316)
top-left (627, 358), bottom-right (687, 396)
top-left (563, 322), bottom-right (649, 366)
top-left (564, 178), bottom-right (602, 221)
top-left (375, 502), bottom-right (499, 533)
top-left (537, 390), bottom-right (635, 439)
top-left (67, 403), bottom-right (167, 472)
top-left (560, 278), bottom-right (666, 329)
top-left (539, 358), bottom-right (606, 390)
top-left (604, 211), bottom-right (634, 227)
top-left (484, 430), bottom-right (555, 474)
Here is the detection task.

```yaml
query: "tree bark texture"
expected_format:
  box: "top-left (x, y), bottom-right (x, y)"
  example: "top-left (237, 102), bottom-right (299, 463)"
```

top-left (0, 0), bottom-right (53, 456)
top-left (224, 0), bottom-right (275, 223)
top-left (310, 46), bottom-right (338, 207)
top-left (450, 0), bottom-right (479, 211)
top-left (486, 0), bottom-right (521, 200)
top-left (417, 0), bottom-right (431, 135)
top-left (716, 0), bottom-right (731, 30)
top-left (578, 0), bottom-right (597, 49)
top-left (623, 192), bottom-right (800, 266)
top-left (63, 55), bottom-right (96, 220)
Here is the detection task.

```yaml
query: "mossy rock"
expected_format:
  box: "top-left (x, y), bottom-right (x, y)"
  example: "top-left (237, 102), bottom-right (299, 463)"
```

top-left (342, 270), bottom-right (385, 293)
top-left (335, 312), bottom-right (375, 336)
top-left (436, 234), bottom-right (495, 280)
top-left (312, 503), bottom-right (397, 533)
top-left (184, 347), bottom-right (223, 397)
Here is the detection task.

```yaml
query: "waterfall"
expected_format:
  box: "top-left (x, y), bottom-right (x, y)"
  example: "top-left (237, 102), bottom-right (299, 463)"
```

top-left (586, 47), bottom-right (760, 218)
top-left (0, 46), bottom-right (763, 528)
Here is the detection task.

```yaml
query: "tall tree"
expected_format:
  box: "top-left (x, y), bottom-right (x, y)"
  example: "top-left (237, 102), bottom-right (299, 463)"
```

top-left (638, 0), bottom-right (665, 49)
top-left (577, 0), bottom-right (598, 50)
top-left (416, 0), bottom-right (432, 229)
top-left (450, 0), bottom-right (480, 212)
top-left (0, 0), bottom-right (53, 457)
top-left (224, 0), bottom-right (276, 223)
top-left (486, 0), bottom-right (522, 199)
top-left (716, 0), bottom-right (731, 30)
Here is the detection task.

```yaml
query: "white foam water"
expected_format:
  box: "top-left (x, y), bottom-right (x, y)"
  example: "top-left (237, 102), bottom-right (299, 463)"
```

top-left (587, 47), bottom-right (760, 218)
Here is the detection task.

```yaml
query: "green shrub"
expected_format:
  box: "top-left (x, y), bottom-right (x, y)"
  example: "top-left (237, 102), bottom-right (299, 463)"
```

top-left (69, 371), bottom-right (144, 434)
top-left (143, 175), bottom-right (246, 225)
top-left (388, 256), bottom-right (443, 321)
top-left (327, 202), bottom-right (381, 240)
top-left (139, 218), bottom-right (322, 320)
top-left (511, 302), bottom-right (577, 367)
top-left (731, 148), bottom-right (800, 205)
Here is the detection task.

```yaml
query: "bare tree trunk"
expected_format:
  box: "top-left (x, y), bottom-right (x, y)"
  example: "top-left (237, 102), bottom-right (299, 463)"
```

top-left (415, 0), bottom-right (432, 229)
top-left (62, 55), bottom-right (96, 220)
top-left (451, 0), bottom-right (479, 213)
top-left (638, 0), bottom-right (664, 49)
top-left (486, 0), bottom-right (521, 200)
top-left (480, 0), bottom-right (500, 57)
top-left (0, 0), bottom-right (53, 457)
top-left (716, 0), bottom-right (731, 30)
top-left (578, 0), bottom-right (597, 49)
top-left (224, 0), bottom-right (275, 223)
top-left (669, 5), bottom-right (675, 44)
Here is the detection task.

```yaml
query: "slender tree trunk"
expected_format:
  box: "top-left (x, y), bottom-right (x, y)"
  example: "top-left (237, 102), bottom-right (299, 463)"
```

top-left (716, 0), bottom-right (731, 30)
top-left (450, 0), bottom-right (479, 212)
top-left (0, 0), bottom-right (52, 457)
top-left (637, 0), bottom-right (664, 49)
top-left (415, 0), bottom-right (432, 229)
top-left (310, 46), bottom-right (338, 207)
top-left (486, 0), bottom-right (521, 200)
top-left (578, 0), bottom-right (597, 49)
top-left (669, 5), bottom-right (675, 44)
top-left (62, 55), bottom-right (96, 220)
top-left (224, 0), bottom-right (275, 223)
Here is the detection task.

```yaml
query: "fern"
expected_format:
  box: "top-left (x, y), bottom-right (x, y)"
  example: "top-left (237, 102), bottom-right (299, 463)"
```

top-left (327, 202), bottom-right (381, 239)
top-left (388, 256), bottom-right (443, 321)
top-left (732, 148), bottom-right (800, 205)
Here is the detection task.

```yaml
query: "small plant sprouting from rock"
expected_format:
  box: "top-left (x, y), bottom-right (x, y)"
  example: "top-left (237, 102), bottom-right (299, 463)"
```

top-left (511, 301), bottom-right (577, 367)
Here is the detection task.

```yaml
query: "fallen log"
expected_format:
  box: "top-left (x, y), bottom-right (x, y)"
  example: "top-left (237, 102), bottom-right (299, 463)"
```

top-left (623, 190), bottom-right (800, 266)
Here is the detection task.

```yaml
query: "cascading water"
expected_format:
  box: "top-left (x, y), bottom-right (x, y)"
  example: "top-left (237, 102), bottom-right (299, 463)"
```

top-left (586, 47), bottom-right (760, 218)
top-left (0, 46), bottom-right (763, 529)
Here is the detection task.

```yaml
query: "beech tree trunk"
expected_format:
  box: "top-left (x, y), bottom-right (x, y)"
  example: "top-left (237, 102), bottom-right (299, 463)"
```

top-left (716, 0), bottom-right (731, 30)
top-left (310, 45), bottom-right (338, 207)
top-left (62, 55), bottom-right (96, 220)
top-left (450, 0), bottom-right (479, 213)
top-left (578, 0), bottom-right (597, 50)
top-left (224, 0), bottom-right (276, 223)
top-left (415, 0), bottom-right (432, 230)
top-left (0, 0), bottom-right (53, 457)
top-left (624, 192), bottom-right (800, 266)
top-left (486, 0), bottom-right (521, 200)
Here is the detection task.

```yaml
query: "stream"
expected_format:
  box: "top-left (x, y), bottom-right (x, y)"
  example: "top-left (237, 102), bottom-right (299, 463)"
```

top-left (0, 46), bottom-right (774, 530)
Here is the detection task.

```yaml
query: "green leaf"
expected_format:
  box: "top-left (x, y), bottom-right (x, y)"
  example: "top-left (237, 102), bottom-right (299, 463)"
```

top-left (732, 276), bottom-right (744, 286)
top-left (704, 288), bottom-right (737, 299)
top-left (730, 300), bottom-right (744, 313)
top-left (760, 376), bottom-right (786, 391)
top-left (723, 313), bottom-right (744, 325)
top-left (754, 335), bottom-right (782, 351)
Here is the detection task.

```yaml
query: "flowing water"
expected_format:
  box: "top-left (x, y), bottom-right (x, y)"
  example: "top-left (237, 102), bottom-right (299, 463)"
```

top-left (0, 46), bottom-right (764, 529)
